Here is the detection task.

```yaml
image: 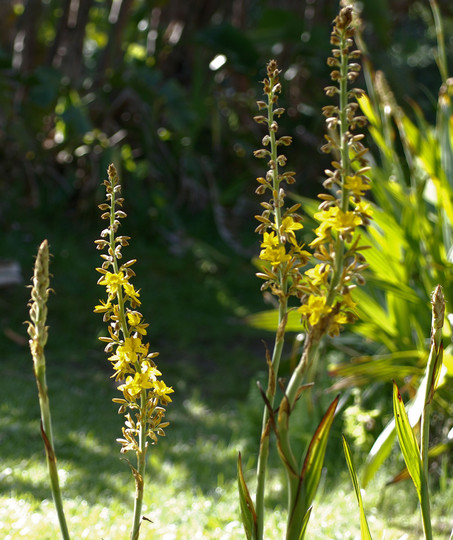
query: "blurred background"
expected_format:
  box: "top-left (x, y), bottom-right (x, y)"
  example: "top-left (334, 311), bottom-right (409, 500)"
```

top-left (1, 1), bottom-right (453, 536)
top-left (1, 0), bottom-right (452, 391)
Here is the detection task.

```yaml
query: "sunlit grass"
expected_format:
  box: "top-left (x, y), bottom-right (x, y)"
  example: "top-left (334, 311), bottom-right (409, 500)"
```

top-left (2, 349), bottom-right (451, 539)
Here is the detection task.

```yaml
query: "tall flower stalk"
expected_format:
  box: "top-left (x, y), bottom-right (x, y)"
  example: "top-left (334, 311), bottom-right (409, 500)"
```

top-left (238, 6), bottom-right (371, 540)
top-left (27, 240), bottom-right (71, 540)
top-left (393, 285), bottom-right (444, 540)
top-left (252, 59), bottom-right (310, 540)
top-left (95, 164), bottom-right (173, 540)
top-left (283, 3), bottom-right (371, 423)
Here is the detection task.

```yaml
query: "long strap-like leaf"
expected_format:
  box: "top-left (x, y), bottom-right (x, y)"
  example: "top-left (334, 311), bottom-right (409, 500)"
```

top-left (393, 381), bottom-right (432, 540)
top-left (238, 452), bottom-right (258, 540)
top-left (343, 435), bottom-right (373, 540)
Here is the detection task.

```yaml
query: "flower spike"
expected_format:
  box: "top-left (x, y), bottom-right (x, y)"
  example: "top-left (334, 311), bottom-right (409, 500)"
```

top-left (95, 164), bottom-right (173, 540)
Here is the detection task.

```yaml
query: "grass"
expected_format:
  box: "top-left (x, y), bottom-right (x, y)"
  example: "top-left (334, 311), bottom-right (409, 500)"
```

top-left (1, 213), bottom-right (452, 539)
top-left (1, 346), bottom-right (452, 539)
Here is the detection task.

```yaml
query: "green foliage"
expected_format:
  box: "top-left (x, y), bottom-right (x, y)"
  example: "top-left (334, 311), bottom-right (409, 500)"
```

top-left (295, 395), bottom-right (339, 539)
top-left (343, 435), bottom-right (373, 540)
top-left (2, 0), bottom-right (452, 242)
top-left (247, 3), bottom-right (453, 483)
top-left (237, 452), bottom-right (257, 540)
top-left (393, 382), bottom-right (427, 506)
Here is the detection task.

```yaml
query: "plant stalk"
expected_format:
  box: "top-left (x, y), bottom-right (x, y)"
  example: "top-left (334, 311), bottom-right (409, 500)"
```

top-left (255, 294), bottom-right (288, 539)
top-left (28, 240), bottom-right (71, 540)
top-left (255, 70), bottom-right (289, 539)
top-left (107, 169), bottom-right (148, 540)
top-left (429, 0), bottom-right (448, 84)
top-left (130, 390), bottom-right (148, 540)
top-left (420, 285), bottom-right (444, 540)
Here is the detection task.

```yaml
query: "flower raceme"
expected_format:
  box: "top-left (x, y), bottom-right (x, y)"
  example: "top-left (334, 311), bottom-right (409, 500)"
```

top-left (241, 8), bottom-right (372, 540)
top-left (94, 164), bottom-right (173, 455)
top-left (254, 44), bottom-right (370, 337)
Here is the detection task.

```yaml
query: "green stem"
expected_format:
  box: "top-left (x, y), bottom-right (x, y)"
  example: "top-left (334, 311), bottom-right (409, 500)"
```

top-left (328, 30), bottom-right (351, 306)
top-left (279, 338), bottom-right (320, 540)
top-left (419, 285), bottom-right (444, 540)
top-left (279, 28), bottom-right (352, 537)
top-left (429, 0), bottom-right (448, 84)
top-left (29, 241), bottom-right (70, 540)
top-left (109, 184), bottom-right (130, 340)
top-left (255, 294), bottom-right (288, 539)
top-left (107, 170), bottom-right (147, 540)
top-left (255, 78), bottom-right (288, 540)
top-left (420, 384), bottom-right (433, 540)
top-left (130, 390), bottom-right (148, 540)
top-left (37, 367), bottom-right (71, 540)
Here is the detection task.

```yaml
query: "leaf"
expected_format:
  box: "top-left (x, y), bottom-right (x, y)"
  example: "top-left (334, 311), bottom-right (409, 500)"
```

top-left (387, 439), bottom-right (453, 486)
top-left (237, 452), bottom-right (257, 540)
top-left (246, 308), bottom-right (302, 333)
top-left (298, 506), bottom-right (312, 540)
top-left (300, 395), bottom-right (339, 510)
top-left (329, 351), bottom-right (423, 390)
top-left (343, 436), bottom-right (373, 540)
top-left (392, 381), bottom-right (424, 501)
top-left (350, 288), bottom-right (398, 344)
top-left (362, 372), bottom-right (428, 487)
top-left (357, 93), bottom-right (380, 129)
top-left (361, 421), bottom-right (396, 489)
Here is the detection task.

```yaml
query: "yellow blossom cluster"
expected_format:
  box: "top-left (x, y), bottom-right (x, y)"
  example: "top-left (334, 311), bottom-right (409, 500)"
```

top-left (253, 60), bottom-right (312, 302)
top-left (254, 7), bottom-right (371, 338)
top-left (95, 164), bottom-right (173, 452)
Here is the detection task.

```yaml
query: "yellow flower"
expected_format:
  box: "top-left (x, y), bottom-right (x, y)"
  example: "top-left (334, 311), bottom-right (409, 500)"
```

top-left (333, 209), bottom-right (362, 232)
top-left (260, 245), bottom-right (290, 265)
top-left (310, 205), bottom-right (362, 246)
top-left (99, 271), bottom-right (128, 298)
top-left (344, 175), bottom-right (371, 197)
top-left (261, 231), bottom-right (279, 249)
top-left (305, 263), bottom-right (330, 286)
top-left (118, 372), bottom-right (154, 398)
top-left (119, 336), bottom-right (149, 360)
top-left (353, 200), bottom-right (373, 218)
top-left (127, 311), bottom-right (142, 326)
top-left (127, 311), bottom-right (149, 335)
top-left (109, 349), bottom-right (132, 379)
top-left (117, 361), bottom-right (163, 400)
top-left (328, 312), bottom-right (349, 337)
top-left (342, 291), bottom-right (357, 310)
top-left (153, 379), bottom-right (174, 403)
top-left (313, 206), bottom-right (339, 226)
top-left (259, 231), bottom-right (290, 266)
top-left (94, 299), bottom-right (112, 313)
top-left (123, 282), bottom-right (141, 306)
top-left (290, 240), bottom-right (312, 264)
top-left (280, 216), bottom-right (303, 238)
top-left (140, 360), bottom-right (162, 379)
top-left (298, 295), bottom-right (332, 326)
top-left (309, 220), bottom-right (332, 247)
top-left (96, 165), bottom-right (172, 455)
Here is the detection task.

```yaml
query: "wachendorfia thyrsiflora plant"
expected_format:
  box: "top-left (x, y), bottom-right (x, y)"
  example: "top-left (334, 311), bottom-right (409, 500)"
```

top-left (94, 164), bottom-right (174, 540)
top-left (26, 165), bottom-right (173, 540)
top-left (27, 240), bottom-right (71, 540)
top-left (329, 0), bottom-right (453, 492)
top-left (237, 6), bottom-right (373, 540)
